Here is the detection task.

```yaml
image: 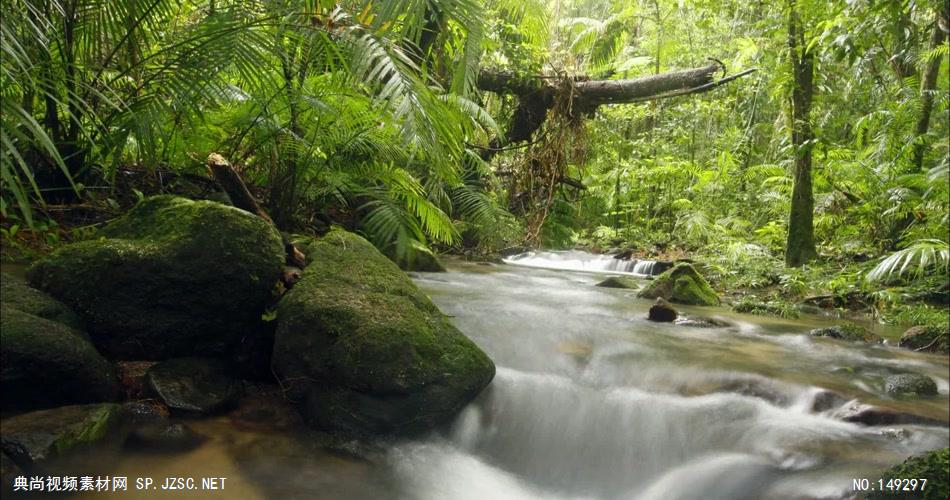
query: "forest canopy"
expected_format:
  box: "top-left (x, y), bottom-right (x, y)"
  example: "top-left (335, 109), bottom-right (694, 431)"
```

top-left (1, 0), bottom-right (948, 325)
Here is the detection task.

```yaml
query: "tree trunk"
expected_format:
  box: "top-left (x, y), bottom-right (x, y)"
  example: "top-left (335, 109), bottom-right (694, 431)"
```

top-left (785, 0), bottom-right (818, 267)
top-left (911, 5), bottom-right (948, 172)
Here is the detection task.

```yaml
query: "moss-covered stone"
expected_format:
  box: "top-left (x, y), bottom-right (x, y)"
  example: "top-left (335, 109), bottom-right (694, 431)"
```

top-left (596, 276), bottom-right (639, 289)
top-left (272, 228), bottom-right (495, 435)
top-left (809, 324), bottom-right (883, 344)
top-left (1, 273), bottom-right (84, 330)
top-left (899, 326), bottom-right (949, 354)
top-left (1, 305), bottom-right (120, 411)
top-left (0, 404), bottom-right (129, 469)
top-left (26, 196), bottom-right (285, 359)
top-left (865, 448), bottom-right (949, 500)
top-left (884, 373), bottom-right (938, 397)
top-left (637, 263), bottom-right (719, 306)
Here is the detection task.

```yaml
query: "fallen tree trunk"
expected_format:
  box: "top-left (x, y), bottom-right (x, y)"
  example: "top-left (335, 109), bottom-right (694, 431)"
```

top-left (476, 64), bottom-right (756, 158)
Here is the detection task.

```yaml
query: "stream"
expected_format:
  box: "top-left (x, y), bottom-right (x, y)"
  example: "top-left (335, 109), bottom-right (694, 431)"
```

top-left (76, 256), bottom-right (948, 499)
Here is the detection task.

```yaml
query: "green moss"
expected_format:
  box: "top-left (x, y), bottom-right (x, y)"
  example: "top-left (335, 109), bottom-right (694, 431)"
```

top-left (1, 272), bottom-right (84, 330)
top-left (26, 196), bottom-right (285, 359)
top-left (809, 323), bottom-right (883, 343)
top-left (866, 448), bottom-right (949, 500)
top-left (638, 263), bottom-right (719, 306)
top-left (1, 305), bottom-right (119, 410)
top-left (0, 404), bottom-right (129, 464)
top-left (274, 228), bottom-right (495, 434)
top-left (731, 297), bottom-right (800, 319)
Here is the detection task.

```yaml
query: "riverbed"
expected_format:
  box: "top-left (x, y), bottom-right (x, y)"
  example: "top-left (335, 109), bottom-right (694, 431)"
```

top-left (77, 259), bottom-right (948, 499)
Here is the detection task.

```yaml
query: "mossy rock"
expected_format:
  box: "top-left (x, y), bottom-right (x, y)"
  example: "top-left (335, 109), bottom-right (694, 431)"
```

top-left (146, 357), bottom-right (240, 415)
top-left (884, 373), bottom-right (938, 397)
top-left (0, 404), bottom-right (129, 471)
top-left (596, 276), bottom-right (639, 289)
top-left (1, 305), bottom-right (120, 411)
top-left (809, 324), bottom-right (883, 344)
top-left (26, 196), bottom-right (285, 360)
top-left (899, 326), bottom-right (949, 354)
top-left (865, 448), bottom-right (949, 500)
top-left (272, 228), bottom-right (495, 435)
top-left (637, 263), bottom-right (719, 306)
top-left (1, 273), bottom-right (84, 330)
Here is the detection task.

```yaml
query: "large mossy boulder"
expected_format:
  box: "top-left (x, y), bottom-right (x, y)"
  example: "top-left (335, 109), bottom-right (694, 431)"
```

top-left (637, 263), bottom-right (719, 306)
top-left (1, 305), bottom-right (120, 411)
top-left (1, 273), bottom-right (84, 330)
top-left (272, 229), bottom-right (495, 435)
top-left (865, 448), bottom-right (949, 500)
top-left (26, 196), bottom-right (285, 359)
top-left (0, 404), bottom-right (129, 472)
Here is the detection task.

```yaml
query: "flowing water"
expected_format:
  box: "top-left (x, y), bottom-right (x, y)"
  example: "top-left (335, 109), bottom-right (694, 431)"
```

top-left (503, 250), bottom-right (662, 276)
top-left (72, 256), bottom-right (947, 499)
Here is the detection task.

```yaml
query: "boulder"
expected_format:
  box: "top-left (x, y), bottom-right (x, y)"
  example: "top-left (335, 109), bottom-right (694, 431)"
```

top-left (809, 324), bottom-right (883, 344)
top-left (832, 402), bottom-right (947, 427)
top-left (1, 273), bottom-right (84, 330)
top-left (272, 229), bottom-right (495, 435)
top-left (884, 373), bottom-right (938, 397)
top-left (26, 196), bottom-right (285, 360)
top-left (648, 297), bottom-right (678, 322)
top-left (0, 404), bottom-right (129, 471)
top-left (1, 305), bottom-right (120, 411)
top-left (126, 422), bottom-right (204, 452)
top-left (899, 326), bottom-right (949, 354)
top-left (146, 358), bottom-right (240, 415)
top-left (637, 263), bottom-right (719, 306)
top-left (597, 276), bottom-right (639, 289)
top-left (865, 448), bottom-right (948, 500)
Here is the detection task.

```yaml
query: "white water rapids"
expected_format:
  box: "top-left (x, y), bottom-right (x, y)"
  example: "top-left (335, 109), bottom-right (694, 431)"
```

top-left (503, 250), bottom-right (661, 276)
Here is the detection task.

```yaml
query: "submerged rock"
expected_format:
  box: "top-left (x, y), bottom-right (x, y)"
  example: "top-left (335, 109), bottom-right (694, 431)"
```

top-left (272, 229), bottom-right (495, 435)
top-left (832, 401), bottom-right (947, 427)
top-left (648, 297), bottom-right (678, 322)
top-left (146, 357), bottom-right (240, 415)
top-left (865, 448), bottom-right (949, 500)
top-left (674, 316), bottom-right (734, 328)
top-left (809, 324), bottom-right (883, 344)
top-left (899, 326), bottom-right (949, 354)
top-left (1, 273), bottom-right (84, 330)
top-left (126, 422), bottom-right (204, 452)
top-left (1, 305), bottom-right (120, 411)
top-left (596, 276), bottom-right (639, 289)
top-left (0, 404), bottom-right (129, 470)
top-left (637, 263), bottom-right (719, 306)
top-left (26, 196), bottom-right (285, 360)
top-left (884, 373), bottom-right (938, 397)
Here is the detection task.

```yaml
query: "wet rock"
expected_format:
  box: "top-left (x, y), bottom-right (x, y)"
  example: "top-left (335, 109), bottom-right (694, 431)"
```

top-left (865, 448), bottom-right (949, 500)
top-left (1, 273), bottom-right (84, 330)
top-left (674, 316), bottom-right (733, 328)
top-left (809, 324), bottom-right (883, 344)
top-left (123, 400), bottom-right (170, 424)
top-left (273, 229), bottom-right (495, 435)
top-left (648, 297), bottom-right (678, 322)
top-left (146, 358), bottom-right (240, 415)
top-left (637, 263), bottom-right (719, 306)
top-left (126, 423), bottom-right (204, 452)
top-left (597, 276), bottom-right (639, 289)
top-left (884, 373), bottom-right (938, 397)
top-left (809, 389), bottom-right (847, 412)
top-left (116, 361), bottom-right (158, 399)
top-left (0, 404), bottom-right (129, 470)
top-left (1, 305), bottom-right (120, 411)
top-left (899, 326), bottom-right (949, 354)
top-left (26, 196), bottom-right (285, 360)
top-left (832, 402), bottom-right (947, 427)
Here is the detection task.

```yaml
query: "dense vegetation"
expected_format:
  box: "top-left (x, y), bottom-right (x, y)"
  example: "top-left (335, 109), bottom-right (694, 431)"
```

top-left (2, 0), bottom-right (948, 329)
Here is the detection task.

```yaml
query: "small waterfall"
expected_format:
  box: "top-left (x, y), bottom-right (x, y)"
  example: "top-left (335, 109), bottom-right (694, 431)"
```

top-left (503, 250), bottom-right (661, 276)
